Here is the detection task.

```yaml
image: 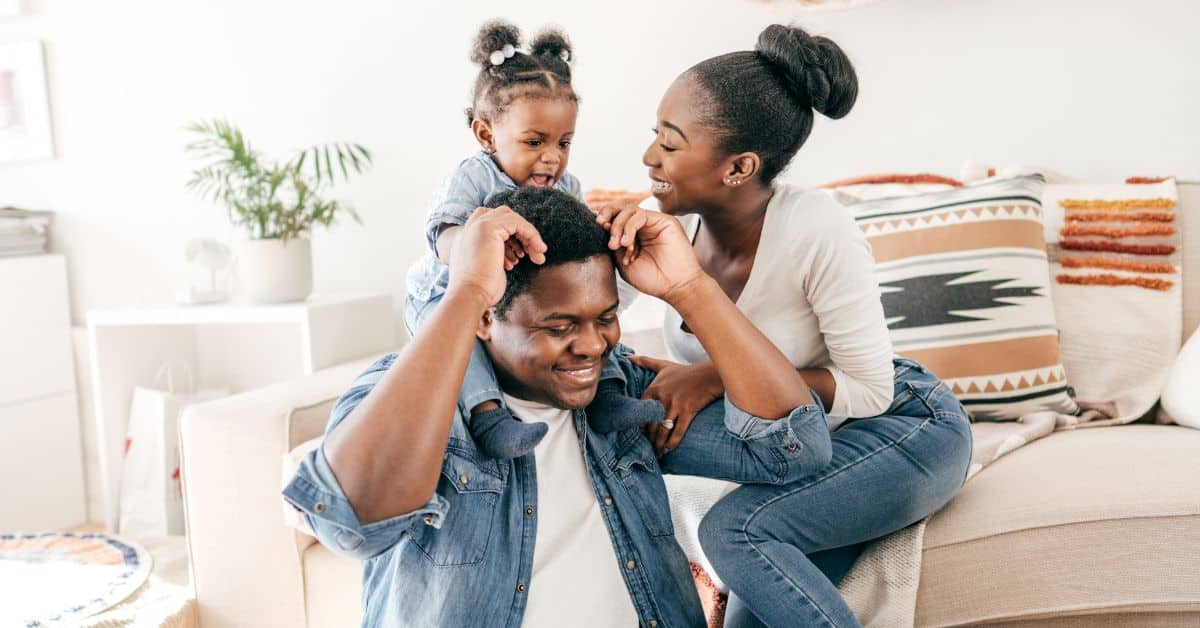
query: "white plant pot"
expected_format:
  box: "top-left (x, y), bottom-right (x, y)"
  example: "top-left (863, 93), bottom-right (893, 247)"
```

top-left (235, 237), bottom-right (313, 304)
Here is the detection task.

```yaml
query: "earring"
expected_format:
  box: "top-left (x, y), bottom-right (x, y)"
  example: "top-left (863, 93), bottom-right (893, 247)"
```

top-left (724, 178), bottom-right (742, 186)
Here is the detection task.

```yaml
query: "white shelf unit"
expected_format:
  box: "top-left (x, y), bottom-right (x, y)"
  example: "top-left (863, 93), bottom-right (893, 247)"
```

top-left (0, 254), bottom-right (86, 531)
top-left (87, 294), bottom-right (396, 531)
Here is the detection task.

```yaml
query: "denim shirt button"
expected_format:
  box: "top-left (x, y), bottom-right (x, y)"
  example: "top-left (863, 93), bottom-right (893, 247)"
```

top-left (459, 474), bottom-right (469, 485)
top-left (516, 583), bottom-right (527, 593)
top-left (524, 506), bottom-right (534, 517)
top-left (423, 515), bottom-right (433, 525)
top-left (625, 560), bottom-right (636, 571)
top-left (649, 621), bottom-right (658, 628)
top-left (314, 501), bottom-right (326, 513)
top-left (603, 497), bottom-right (613, 507)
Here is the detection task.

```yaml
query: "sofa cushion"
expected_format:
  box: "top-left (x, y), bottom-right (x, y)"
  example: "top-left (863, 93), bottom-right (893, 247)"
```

top-left (917, 425), bottom-right (1200, 626)
top-left (847, 175), bottom-right (1079, 421)
top-left (303, 542), bottom-right (362, 628)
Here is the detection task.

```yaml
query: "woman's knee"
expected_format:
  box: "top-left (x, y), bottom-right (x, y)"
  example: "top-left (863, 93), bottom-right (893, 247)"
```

top-left (698, 498), bottom-right (740, 563)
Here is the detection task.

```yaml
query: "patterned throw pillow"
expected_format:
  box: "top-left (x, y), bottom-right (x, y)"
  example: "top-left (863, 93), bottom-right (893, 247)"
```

top-left (847, 174), bottom-right (1080, 421)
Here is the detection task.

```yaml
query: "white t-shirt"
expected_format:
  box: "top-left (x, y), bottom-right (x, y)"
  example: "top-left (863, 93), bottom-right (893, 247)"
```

top-left (501, 393), bottom-right (638, 628)
top-left (664, 184), bottom-right (895, 428)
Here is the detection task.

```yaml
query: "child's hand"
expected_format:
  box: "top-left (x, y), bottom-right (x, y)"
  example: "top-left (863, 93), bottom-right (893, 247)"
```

top-left (504, 238), bottom-right (525, 271)
top-left (595, 203), bottom-right (649, 266)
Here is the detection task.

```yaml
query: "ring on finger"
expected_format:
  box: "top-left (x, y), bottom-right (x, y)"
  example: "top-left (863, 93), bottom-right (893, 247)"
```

top-left (661, 418), bottom-right (676, 430)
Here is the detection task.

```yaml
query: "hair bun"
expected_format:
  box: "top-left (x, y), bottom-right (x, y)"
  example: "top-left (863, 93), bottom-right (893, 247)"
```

top-left (471, 20), bottom-right (523, 66)
top-left (530, 28), bottom-right (573, 64)
top-left (754, 24), bottom-right (857, 119)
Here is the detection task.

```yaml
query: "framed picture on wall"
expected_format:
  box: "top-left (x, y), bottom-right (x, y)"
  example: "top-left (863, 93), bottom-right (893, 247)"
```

top-left (0, 41), bottom-right (55, 164)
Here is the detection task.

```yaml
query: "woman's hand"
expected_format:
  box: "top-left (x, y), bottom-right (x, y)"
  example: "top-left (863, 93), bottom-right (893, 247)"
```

top-left (448, 205), bottom-right (546, 305)
top-left (631, 356), bottom-right (725, 456)
top-left (596, 206), bottom-right (705, 302)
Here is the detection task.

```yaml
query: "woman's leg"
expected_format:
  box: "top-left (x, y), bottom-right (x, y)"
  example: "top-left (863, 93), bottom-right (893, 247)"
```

top-left (723, 543), bottom-right (867, 628)
top-left (699, 362), bottom-right (972, 628)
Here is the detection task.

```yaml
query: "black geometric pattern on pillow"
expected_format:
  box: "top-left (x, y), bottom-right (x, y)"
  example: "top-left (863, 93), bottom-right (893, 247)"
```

top-left (880, 270), bottom-right (1043, 329)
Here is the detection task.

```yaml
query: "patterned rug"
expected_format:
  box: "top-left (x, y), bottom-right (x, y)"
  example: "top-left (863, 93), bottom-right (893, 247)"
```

top-left (0, 531), bottom-right (152, 627)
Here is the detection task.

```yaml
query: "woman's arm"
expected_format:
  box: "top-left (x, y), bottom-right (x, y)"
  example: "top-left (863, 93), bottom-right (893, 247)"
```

top-left (613, 210), bottom-right (813, 420)
top-left (322, 207), bottom-right (546, 524)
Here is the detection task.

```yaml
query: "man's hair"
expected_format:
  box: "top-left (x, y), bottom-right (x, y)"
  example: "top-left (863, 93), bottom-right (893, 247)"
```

top-left (485, 186), bottom-right (611, 319)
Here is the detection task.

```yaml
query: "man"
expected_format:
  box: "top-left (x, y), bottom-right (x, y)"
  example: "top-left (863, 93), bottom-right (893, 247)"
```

top-left (284, 186), bottom-right (832, 627)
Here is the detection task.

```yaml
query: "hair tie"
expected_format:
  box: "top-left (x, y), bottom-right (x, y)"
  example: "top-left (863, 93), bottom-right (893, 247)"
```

top-left (489, 43), bottom-right (516, 66)
top-left (559, 49), bottom-right (570, 62)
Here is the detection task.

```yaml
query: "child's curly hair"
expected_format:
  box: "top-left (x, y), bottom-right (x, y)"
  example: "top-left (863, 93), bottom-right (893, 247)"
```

top-left (467, 20), bottom-right (578, 126)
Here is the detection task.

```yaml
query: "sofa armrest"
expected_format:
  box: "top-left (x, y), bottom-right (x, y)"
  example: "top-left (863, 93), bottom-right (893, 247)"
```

top-left (180, 353), bottom-right (390, 628)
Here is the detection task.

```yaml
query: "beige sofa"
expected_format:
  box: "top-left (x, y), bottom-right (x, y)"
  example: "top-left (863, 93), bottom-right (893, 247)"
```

top-left (180, 185), bottom-right (1200, 627)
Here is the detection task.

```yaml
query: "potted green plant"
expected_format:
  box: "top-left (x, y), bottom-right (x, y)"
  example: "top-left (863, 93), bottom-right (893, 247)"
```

top-left (184, 119), bottom-right (372, 303)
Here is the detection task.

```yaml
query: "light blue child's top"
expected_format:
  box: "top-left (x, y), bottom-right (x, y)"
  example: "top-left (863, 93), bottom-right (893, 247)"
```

top-left (406, 151), bottom-right (583, 305)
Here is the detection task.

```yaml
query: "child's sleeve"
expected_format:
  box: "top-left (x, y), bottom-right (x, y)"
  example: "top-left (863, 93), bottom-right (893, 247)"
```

top-left (424, 160), bottom-right (491, 252)
top-left (562, 171), bottom-right (584, 202)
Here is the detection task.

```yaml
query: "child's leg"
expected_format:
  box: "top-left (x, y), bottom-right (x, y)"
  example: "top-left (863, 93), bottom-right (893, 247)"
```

top-left (410, 295), bottom-right (546, 458)
top-left (586, 350), bottom-right (665, 433)
top-left (460, 339), bottom-right (547, 458)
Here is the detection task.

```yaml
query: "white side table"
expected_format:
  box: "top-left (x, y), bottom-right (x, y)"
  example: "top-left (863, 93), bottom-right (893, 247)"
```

top-left (87, 294), bottom-right (395, 531)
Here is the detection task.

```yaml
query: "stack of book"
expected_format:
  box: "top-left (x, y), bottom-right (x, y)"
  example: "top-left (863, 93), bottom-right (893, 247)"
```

top-left (0, 207), bottom-right (51, 257)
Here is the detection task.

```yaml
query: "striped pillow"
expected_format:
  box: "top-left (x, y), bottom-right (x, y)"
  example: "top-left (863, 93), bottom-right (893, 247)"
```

top-left (849, 174), bottom-right (1079, 421)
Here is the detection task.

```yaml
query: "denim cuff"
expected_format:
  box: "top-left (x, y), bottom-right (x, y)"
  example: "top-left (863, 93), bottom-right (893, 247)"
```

top-left (283, 446), bottom-right (448, 559)
top-left (723, 391), bottom-right (827, 441)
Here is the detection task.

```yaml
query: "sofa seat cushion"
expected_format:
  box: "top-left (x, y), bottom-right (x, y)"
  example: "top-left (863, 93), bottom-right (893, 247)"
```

top-left (917, 425), bottom-right (1200, 626)
top-left (303, 542), bottom-right (362, 628)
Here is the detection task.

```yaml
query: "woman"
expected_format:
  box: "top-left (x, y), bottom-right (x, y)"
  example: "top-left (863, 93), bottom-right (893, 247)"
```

top-left (606, 24), bottom-right (973, 627)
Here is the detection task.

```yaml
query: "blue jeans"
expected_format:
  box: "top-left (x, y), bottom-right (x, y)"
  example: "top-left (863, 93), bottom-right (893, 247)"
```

top-left (404, 294), bottom-right (627, 413)
top-left (698, 358), bottom-right (973, 628)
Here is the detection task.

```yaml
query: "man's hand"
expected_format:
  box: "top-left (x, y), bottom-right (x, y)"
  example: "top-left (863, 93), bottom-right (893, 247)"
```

top-left (599, 207), bottom-right (705, 303)
top-left (632, 356), bottom-right (725, 456)
top-left (448, 205), bottom-right (547, 305)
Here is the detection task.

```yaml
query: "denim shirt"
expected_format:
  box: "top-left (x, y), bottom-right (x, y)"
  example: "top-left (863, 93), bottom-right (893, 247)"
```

top-left (283, 349), bottom-right (833, 628)
top-left (405, 151), bottom-right (583, 304)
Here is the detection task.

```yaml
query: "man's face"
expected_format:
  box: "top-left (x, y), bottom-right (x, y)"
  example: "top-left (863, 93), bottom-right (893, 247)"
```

top-left (481, 256), bottom-right (621, 409)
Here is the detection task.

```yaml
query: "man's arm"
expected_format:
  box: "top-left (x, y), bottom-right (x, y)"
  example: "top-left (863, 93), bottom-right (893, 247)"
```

top-left (322, 208), bottom-right (546, 524)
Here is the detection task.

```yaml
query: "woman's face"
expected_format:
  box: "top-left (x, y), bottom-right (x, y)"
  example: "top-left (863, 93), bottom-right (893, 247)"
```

top-left (642, 77), bottom-right (729, 216)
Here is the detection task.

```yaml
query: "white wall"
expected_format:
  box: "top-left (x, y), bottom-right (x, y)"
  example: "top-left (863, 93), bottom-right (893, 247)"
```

top-left (1, 0), bottom-right (1198, 331)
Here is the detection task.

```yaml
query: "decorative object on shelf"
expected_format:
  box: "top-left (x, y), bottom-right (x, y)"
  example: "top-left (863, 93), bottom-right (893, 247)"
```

top-left (177, 237), bottom-right (233, 305)
top-left (0, 41), bottom-right (54, 164)
top-left (0, 205), bottom-right (50, 256)
top-left (118, 363), bottom-right (227, 536)
top-left (0, 531), bottom-right (152, 626)
top-left (184, 119), bottom-right (372, 303)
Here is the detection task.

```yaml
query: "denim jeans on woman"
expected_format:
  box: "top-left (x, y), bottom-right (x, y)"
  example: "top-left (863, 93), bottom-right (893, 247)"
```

top-left (699, 358), bottom-right (973, 628)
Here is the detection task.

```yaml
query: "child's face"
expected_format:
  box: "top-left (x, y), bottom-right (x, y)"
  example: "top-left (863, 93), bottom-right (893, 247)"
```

top-left (476, 98), bottom-right (577, 189)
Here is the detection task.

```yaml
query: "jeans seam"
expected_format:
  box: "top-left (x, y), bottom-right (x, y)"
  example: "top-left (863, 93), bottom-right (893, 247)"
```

top-left (736, 523), bottom-right (839, 628)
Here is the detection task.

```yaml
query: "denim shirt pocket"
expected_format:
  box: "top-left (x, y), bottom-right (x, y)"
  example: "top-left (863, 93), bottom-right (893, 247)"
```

top-left (408, 443), bottom-right (507, 566)
top-left (609, 432), bottom-right (675, 538)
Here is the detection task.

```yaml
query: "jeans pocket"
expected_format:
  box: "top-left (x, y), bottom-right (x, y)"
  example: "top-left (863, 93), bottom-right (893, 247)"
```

top-left (409, 448), bottom-right (505, 566)
top-left (611, 439), bottom-right (675, 538)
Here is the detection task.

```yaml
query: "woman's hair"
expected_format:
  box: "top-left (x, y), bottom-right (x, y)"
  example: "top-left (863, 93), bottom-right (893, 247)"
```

top-left (466, 20), bottom-right (578, 126)
top-left (687, 24), bottom-right (858, 184)
top-left (484, 186), bottom-right (610, 319)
